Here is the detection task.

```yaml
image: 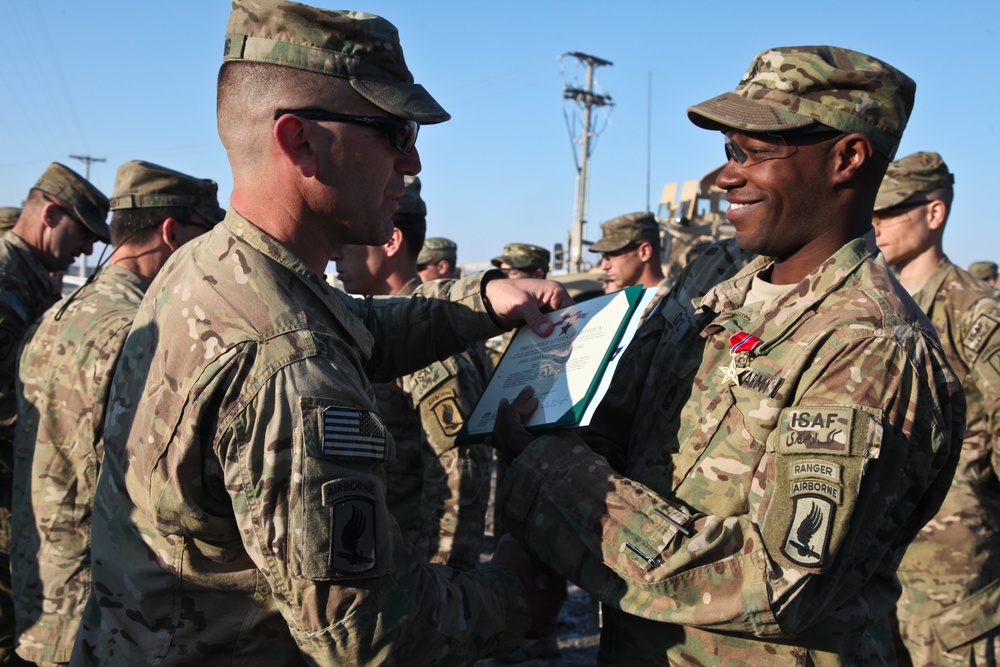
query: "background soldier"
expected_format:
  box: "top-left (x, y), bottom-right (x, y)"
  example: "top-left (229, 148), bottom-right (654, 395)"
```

top-left (873, 151), bottom-right (1000, 665)
top-left (0, 209), bottom-right (19, 238)
top-left (10, 160), bottom-right (223, 666)
top-left (491, 243), bottom-right (550, 279)
top-left (588, 211), bottom-right (666, 291)
top-left (0, 162), bottom-right (107, 666)
top-left (73, 2), bottom-right (567, 664)
top-left (969, 260), bottom-right (998, 286)
top-left (489, 45), bottom-right (964, 664)
top-left (417, 236), bottom-right (458, 281)
top-left (333, 176), bottom-right (493, 571)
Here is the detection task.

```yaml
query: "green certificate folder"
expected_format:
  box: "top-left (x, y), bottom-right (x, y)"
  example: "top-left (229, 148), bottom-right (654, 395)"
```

top-left (458, 284), bottom-right (653, 443)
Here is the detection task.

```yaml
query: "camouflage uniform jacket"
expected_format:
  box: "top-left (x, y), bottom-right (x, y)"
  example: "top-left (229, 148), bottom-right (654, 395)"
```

top-left (894, 258), bottom-right (1000, 660)
top-left (380, 277), bottom-right (493, 571)
top-left (498, 235), bottom-right (964, 665)
top-left (11, 265), bottom-right (146, 663)
top-left (71, 211), bottom-right (531, 667)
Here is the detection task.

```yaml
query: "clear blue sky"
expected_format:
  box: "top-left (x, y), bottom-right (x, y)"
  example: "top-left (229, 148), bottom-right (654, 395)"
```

top-left (2, 0), bottom-right (996, 275)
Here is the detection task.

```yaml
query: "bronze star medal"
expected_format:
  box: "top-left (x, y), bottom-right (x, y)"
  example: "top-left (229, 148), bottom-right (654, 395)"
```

top-left (717, 332), bottom-right (764, 387)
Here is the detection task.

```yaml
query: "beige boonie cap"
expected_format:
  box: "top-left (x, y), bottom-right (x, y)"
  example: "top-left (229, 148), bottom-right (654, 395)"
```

top-left (0, 207), bottom-right (21, 234)
top-left (417, 237), bottom-right (456, 265)
top-left (223, 0), bottom-right (449, 124)
top-left (491, 243), bottom-right (550, 271)
top-left (688, 45), bottom-right (915, 159)
top-left (33, 161), bottom-right (110, 243)
top-left (874, 151), bottom-right (954, 211)
top-left (589, 211), bottom-right (660, 253)
top-left (110, 160), bottom-right (226, 224)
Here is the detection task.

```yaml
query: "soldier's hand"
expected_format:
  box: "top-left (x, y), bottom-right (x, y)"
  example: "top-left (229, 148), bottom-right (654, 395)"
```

top-left (487, 386), bottom-right (538, 464)
top-left (485, 278), bottom-right (573, 336)
top-left (490, 534), bottom-right (566, 639)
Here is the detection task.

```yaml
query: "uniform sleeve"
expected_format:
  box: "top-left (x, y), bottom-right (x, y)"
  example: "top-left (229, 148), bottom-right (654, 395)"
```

top-left (956, 298), bottom-right (1000, 474)
top-left (498, 333), bottom-right (963, 638)
top-left (220, 357), bottom-right (530, 664)
top-left (409, 356), bottom-right (493, 571)
top-left (353, 271), bottom-right (506, 383)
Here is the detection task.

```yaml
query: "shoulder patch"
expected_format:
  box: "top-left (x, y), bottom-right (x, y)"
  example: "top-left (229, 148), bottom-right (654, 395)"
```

top-left (323, 479), bottom-right (377, 574)
top-left (778, 407), bottom-right (853, 455)
top-left (964, 314), bottom-right (1000, 355)
top-left (409, 358), bottom-right (457, 404)
top-left (321, 406), bottom-right (388, 461)
top-left (428, 389), bottom-right (464, 437)
top-left (782, 497), bottom-right (835, 567)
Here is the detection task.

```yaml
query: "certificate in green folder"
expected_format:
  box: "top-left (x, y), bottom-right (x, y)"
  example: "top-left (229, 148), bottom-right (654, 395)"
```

top-left (458, 284), bottom-right (654, 442)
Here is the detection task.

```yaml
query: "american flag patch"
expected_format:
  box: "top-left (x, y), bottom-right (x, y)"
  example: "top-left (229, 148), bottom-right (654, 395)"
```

top-left (322, 407), bottom-right (388, 461)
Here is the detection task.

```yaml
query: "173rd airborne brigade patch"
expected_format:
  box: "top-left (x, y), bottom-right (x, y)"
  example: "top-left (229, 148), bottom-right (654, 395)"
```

top-left (776, 407), bottom-right (853, 568)
top-left (321, 406), bottom-right (389, 574)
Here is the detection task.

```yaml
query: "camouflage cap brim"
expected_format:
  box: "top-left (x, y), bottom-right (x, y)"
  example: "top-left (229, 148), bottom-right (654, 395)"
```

top-left (688, 91), bottom-right (815, 135)
top-left (873, 188), bottom-right (913, 212)
top-left (588, 237), bottom-right (632, 253)
top-left (351, 79), bottom-right (449, 125)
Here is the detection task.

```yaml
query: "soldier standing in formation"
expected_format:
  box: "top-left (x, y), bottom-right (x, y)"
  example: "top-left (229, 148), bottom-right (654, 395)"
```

top-left (588, 211), bottom-right (666, 291)
top-left (969, 260), bottom-right (999, 287)
top-left (489, 45), bottom-right (965, 664)
top-left (873, 151), bottom-right (1000, 665)
top-left (491, 243), bottom-right (549, 280)
top-left (10, 160), bottom-right (224, 666)
top-left (333, 176), bottom-right (494, 571)
top-left (0, 162), bottom-right (108, 666)
top-left (417, 236), bottom-right (459, 282)
top-left (71, 1), bottom-right (567, 664)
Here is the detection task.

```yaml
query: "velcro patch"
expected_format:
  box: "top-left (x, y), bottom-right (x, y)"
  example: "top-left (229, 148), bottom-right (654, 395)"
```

top-left (738, 368), bottom-right (783, 397)
top-left (779, 407), bottom-right (852, 455)
top-left (789, 479), bottom-right (841, 505)
top-left (323, 479), bottom-right (377, 574)
top-left (964, 314), bottom-right (1000, 355)
top-left (429, 390), bottom-right (464, 437)
top-left (321, 406), bottom-right (387, 461)
top-left (409, 360), bottom-right (453, 403)
top-left (782, 497), bottom-right (835, 567)
top-left (790, 459), bottom-right (841, 484)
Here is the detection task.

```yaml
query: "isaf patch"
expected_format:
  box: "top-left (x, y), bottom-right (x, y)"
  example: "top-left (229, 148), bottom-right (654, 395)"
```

top-left (964, 314), bottom-right (1000, 355)
top-left (782, 496), bottom-right (835, 567)
top-left (409, 360), bottom-right (451, 403)
top-left (321, 406), bottom-right (387, 461)
top-left (779, 407), bottom-right (852, 455)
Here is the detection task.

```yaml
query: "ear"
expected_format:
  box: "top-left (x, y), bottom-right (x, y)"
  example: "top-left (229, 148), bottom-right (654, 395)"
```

top-left (160, 217), bottom-right (182, 252)
top-left (383, 227), bottom-right (405, 257)
top-left (41, 202), bottom-right (62, 229)
top-left (637, 241), bottom-right (653, 262)
top-left (925, 200), bottom-right (948, 231)
top-left (831, 134), bottom-right (874, 185)
top-left (274, 115), bottom-right (318, 179)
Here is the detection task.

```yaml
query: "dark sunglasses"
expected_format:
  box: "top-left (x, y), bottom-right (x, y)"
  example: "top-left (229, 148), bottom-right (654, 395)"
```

top-left (724, 130), bottom-right (841, 167)
top-left (274, 108), bottom-right (420, 155)
top-left (600, 243), bottom-right (638, 262)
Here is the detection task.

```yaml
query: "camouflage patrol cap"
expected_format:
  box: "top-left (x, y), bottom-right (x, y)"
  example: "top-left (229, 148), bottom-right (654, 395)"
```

top-left (223, 0), bottom-right (449, 124)
top-left (589, 211), bottom-right (660, 253)
top-left (0, 207), bottom-right (20, 234)
top-left (874, 151), bottom-right (955, 211)
top-left (33, 162), bottom-right (110, 243)
top-left (397, 175), bottom-right (426, 217)
top-left (491, 243), bottom-right (550, 271)
top-left (687, 45), bottom-right (915, 159)
top-left (417, 237), bottom-right (456, 265)
top-left (109, 160), bottom-right (226, 224)
top-left (969, 261), bottom-right (998, 282)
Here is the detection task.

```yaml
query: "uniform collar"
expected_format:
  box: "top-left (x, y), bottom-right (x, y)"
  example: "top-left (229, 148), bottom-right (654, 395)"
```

top-left (222, 209), bottom-right (375, 357)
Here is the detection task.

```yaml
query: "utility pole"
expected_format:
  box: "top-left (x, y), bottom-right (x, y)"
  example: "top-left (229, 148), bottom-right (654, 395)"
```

top-left (563, 52), bottom-right (612, 273)
top-left (69, 154), bottom-right (106, 279)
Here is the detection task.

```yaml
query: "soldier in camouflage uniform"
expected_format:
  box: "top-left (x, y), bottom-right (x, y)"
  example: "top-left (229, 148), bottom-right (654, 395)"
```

top-left (333, 176), bottom-right (493, 571)
top-left (417, 236), bottom-right (458, 282)
top-left (71, 2), bottom-right (567, 665)
top-left (489, 46), bottom-right (967, 664)
top-left (589, 211), bottom-right (669, 323)
top-left (969, 260), bottom-right (998, 286)
top-left (10, 161), bottom-right (223, 666)
top-left (873, 152), bottom-right (1000, 665)
top-left (0, 210), bottom-right (19, 238)
top-left (491, 243), bottom-right (549, 280)
top-left (0, 162), bottom-right (108, 666)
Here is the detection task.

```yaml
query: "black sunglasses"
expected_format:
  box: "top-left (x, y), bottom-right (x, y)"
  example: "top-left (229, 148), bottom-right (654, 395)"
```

top-left (45, 197), bottom-right (99, 243)
top-left (274, 108), bottom-right (420, 155)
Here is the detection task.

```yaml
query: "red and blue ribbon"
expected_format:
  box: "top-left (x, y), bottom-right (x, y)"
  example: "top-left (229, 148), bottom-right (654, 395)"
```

top-left (729, 332), bottom-right (763, 355)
